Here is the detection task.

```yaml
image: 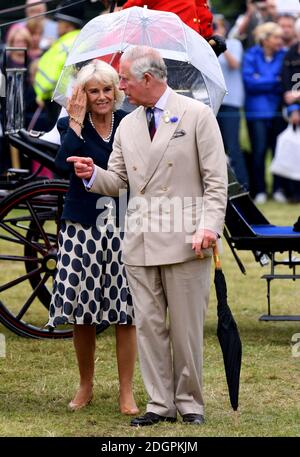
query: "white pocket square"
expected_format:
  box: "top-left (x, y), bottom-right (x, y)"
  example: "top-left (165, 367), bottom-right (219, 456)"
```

top-left (172, 129), bottom-right (186, 138)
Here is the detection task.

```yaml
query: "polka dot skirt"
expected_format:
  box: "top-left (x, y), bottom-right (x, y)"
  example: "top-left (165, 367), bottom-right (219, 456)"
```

top-left (47, 220), bottom-right (135, 329)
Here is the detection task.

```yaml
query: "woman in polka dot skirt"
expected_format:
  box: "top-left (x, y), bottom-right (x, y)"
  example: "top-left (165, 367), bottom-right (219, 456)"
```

top-left (47, 61), bottom-right (139, 414)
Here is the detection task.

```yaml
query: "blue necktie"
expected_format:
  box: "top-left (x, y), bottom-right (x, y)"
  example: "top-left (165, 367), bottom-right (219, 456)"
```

top-left (146, 107), bottom-right (156, 141)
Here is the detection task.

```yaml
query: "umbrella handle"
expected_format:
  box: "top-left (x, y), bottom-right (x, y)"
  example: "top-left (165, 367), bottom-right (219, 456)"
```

top-left (213, 245), bottom-right (222, 270)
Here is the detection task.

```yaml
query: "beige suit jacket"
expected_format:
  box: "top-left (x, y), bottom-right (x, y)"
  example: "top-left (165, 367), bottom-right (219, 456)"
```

top-left (90, 90), bottom-right (228, 266)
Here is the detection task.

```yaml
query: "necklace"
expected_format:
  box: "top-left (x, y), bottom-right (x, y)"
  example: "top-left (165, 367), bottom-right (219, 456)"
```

top-left (88, 112), bottom-right (114, 142)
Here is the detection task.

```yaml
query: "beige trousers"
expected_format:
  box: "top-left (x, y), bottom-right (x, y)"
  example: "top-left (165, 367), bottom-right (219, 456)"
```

top-left (125, 257), bottom-right (211, 417)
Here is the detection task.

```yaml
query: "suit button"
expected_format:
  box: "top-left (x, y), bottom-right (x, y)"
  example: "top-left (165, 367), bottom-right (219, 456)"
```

top-left (162, 186), bottom-right (168, 191)
top-left (193, 17), bottom-right (197, 23)
top-left (133, 166), bottom-right (137, 171)
top-left (167, 162), bottom-right (173, 167)
top-left (198, 19), bottom-right (201, 23)
top-left (140, 189), bottom-right (145, 194)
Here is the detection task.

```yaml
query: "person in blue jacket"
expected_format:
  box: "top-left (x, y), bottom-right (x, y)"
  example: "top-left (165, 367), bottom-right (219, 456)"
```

top-left (242, 21), bottom-right (287, 204)
top-left (281, 17), bottom-right (300, 202)
top-left (47, 60), bottom-right (139, 415)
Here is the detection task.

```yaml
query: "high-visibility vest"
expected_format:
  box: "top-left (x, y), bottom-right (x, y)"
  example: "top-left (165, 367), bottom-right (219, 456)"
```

top-left (34, 30), bottom-right (79, 102)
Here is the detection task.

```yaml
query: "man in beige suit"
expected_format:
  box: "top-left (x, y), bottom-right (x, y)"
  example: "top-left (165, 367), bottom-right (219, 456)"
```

top-left (68, 46), bottom-right (227, 426)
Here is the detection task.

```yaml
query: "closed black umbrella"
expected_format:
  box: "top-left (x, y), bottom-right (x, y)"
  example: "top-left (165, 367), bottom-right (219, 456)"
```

top-left (213, 246), bottom-right (242, 411)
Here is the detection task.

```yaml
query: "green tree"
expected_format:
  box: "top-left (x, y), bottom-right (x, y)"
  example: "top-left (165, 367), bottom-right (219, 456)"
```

top-left (211, 0), bottom-right (246, 19)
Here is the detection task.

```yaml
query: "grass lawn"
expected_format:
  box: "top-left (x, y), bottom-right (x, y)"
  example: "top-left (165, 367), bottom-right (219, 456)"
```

top-left (0, 201), bottom-right (300, 437)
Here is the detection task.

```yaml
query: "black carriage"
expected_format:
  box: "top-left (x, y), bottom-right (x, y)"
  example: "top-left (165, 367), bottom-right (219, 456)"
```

top-left (0, 45), bottom-right (112, 338)
top-left (0, 46), bottom-right (75, 338)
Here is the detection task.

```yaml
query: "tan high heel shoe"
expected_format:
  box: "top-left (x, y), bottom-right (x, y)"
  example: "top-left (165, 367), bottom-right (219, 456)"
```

top-left (68, 387), bottom-right (93, 412)
top-left (119, 393), bottom-right (139, 416)
top-left (120, 405), bottom-right (140, 416)
top-left (68, 395), bottom-right (93, 411)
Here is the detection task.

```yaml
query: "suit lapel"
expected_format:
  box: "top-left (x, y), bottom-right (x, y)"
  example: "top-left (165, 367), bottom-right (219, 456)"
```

top-left (140, 91), bottom-right (186, 193)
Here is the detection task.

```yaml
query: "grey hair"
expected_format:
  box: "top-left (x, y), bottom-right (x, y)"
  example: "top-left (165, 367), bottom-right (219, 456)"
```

top-left (76, 60), bottom-right (125, 110)
top-left (120, 46), bottom-right (167, 81)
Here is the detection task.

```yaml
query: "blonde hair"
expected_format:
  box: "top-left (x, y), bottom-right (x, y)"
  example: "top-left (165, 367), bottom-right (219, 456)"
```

top-left (76, 60), bottom-right (124, 110)
top-left (26, 18), bottom-right (43, 35)
top-left (254, 22), bottom-right (282, 45)
top-left (6, 26), bottom-right (32, 48)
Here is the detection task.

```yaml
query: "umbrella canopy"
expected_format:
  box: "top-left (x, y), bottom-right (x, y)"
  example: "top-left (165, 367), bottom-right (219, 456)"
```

top-left (213, 247), bottom-right (242, 411)
top-left (53, 6), bottom-right (226, 114)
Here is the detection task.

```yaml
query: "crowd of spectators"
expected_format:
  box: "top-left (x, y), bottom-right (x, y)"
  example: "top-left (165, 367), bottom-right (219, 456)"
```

top-left (219, 0), bottom-right (300, 203)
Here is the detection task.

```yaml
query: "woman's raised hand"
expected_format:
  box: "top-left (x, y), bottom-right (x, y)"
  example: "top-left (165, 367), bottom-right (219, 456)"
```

top-left (67, 85), bottom-right (87, 126)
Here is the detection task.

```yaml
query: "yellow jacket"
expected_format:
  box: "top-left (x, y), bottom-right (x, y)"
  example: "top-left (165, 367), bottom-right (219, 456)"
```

top-left (34, 30), bottom-right (79, 102)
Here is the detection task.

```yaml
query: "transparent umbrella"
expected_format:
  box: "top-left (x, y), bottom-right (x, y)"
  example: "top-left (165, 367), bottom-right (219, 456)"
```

top-left (53, 6), bottom-right (226, 114)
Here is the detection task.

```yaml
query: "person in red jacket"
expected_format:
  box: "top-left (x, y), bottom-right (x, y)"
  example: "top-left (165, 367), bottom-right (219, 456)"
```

top-left (121, 0), bottom-right (200, 33)
top-left (120, 0), bottom-right (226, 55)
top-left (195, 0), bottom-right (213, 39)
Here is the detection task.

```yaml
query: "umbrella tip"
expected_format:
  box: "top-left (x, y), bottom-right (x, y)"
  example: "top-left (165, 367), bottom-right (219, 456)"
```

top-left (232, 409), bottom-right (240, 426)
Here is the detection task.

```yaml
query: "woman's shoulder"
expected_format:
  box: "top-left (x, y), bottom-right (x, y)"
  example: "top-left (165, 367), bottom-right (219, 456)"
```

top-left (114, 109), bottom-right (128, 123)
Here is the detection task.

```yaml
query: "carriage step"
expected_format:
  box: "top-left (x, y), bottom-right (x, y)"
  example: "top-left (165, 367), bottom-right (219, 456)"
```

top-left (261, 274), bottom-right (300, 280)
top-left (259, 314), bottom-right (300, 321)
top-left (7, 168), bottom-right (30, 177)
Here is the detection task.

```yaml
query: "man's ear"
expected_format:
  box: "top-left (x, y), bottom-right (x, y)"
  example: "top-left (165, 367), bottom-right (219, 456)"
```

top-left (143, 72), bottom-right (153, 86)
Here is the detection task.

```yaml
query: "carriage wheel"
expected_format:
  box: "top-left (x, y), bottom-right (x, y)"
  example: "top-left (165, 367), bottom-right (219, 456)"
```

top-left (0, 180), bottom-right (74, 338)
